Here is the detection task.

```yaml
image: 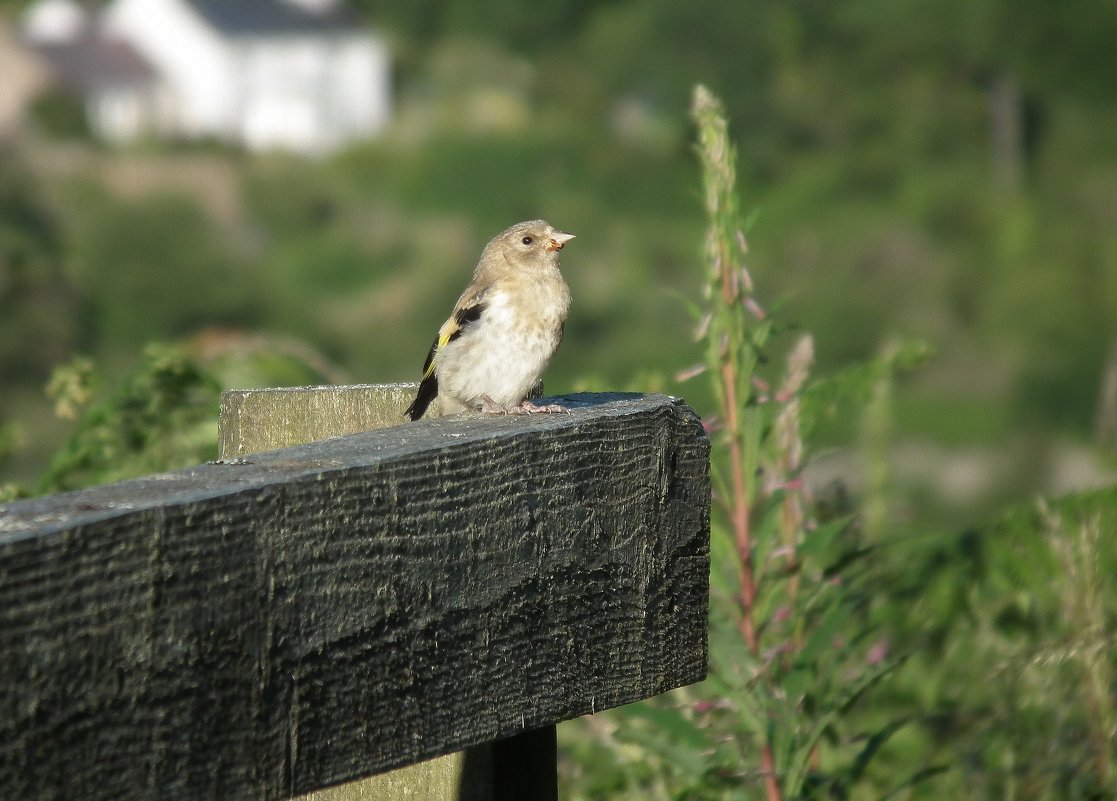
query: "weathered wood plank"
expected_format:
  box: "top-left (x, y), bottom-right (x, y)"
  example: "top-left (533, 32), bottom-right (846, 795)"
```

top-left (293, 747), bottom-right (488, 801)
top-left (219, 383), bottom-right (417, 456)
top-left (0, 392), bottom-right (710, 801)
top-left (221, 382), bottom-right (547, 801)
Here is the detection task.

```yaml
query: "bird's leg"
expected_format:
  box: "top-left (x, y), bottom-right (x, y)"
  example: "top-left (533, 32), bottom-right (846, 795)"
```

top-left (479, 394), bottom-right (513, 414)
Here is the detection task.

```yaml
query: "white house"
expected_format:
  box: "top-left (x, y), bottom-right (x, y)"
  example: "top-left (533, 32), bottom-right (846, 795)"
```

top-left (23, 0), bottom-right (391, 154)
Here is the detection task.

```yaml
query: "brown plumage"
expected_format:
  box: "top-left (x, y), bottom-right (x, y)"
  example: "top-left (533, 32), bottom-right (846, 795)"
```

top-left (406, 219), bottom-right (574, 420)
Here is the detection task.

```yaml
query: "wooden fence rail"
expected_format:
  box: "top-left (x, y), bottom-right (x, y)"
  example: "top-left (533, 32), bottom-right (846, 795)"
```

top-left (0, 391), bottom-right (710, 800)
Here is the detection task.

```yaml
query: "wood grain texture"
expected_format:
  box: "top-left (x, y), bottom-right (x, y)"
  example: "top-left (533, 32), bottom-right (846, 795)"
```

top-left (223, 382), bottom-right (541, 801)
top-left (292, 749), bottom-right (484, 801)
top-left (0, 392), bottom-right (710, 801)
top-left (220, 383), bottom-right (419, 456)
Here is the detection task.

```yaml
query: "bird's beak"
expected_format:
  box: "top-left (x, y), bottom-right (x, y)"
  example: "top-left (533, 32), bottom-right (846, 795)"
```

top-left (547, 231), bottom-right (575, 252)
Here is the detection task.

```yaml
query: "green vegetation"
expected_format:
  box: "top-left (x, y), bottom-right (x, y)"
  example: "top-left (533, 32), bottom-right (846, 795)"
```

top-left (558, 87), bottom-right (1117, 801)
top-left (4, 0), bottom-right (1115, 488)
top-left (2, 1), bottom-right (1116, 796)
top-left (34, 346), bottom-right (219, 494)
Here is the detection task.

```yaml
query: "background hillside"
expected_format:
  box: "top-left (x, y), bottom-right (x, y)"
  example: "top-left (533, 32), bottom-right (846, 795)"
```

top-left (2, 2), bottom-right (1117, 796)
top-left (3, 0), bottom-right (1115, 509)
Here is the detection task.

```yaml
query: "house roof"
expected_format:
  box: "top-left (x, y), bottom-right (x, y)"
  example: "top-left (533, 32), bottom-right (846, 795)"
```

top-left (34, 35), bottom-right (155, 91)
top-left (185, 0), bottom-right (360, 37)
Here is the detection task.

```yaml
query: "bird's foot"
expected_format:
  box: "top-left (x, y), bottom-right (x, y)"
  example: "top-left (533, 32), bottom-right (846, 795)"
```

top-left (517, 399), bottom-right (568, 414)
top-left (477, 395), bottom-right (568, 415)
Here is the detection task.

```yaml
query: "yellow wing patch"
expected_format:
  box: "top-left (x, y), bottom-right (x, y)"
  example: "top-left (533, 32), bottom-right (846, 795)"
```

top-left (422, 301), bottom-right (486, 379)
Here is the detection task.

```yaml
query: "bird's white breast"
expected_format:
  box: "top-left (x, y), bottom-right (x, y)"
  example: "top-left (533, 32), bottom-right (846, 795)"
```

top-left (435, 287), bottom-right (566, 410)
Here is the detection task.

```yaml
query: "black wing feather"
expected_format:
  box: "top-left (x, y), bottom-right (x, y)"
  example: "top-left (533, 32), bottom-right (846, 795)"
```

top-left (405, 367), bottom-right (439, 421)
top-left (405, 301), bottom-right (487, 421)
top-left (450, 303), bottom-right (484, 339)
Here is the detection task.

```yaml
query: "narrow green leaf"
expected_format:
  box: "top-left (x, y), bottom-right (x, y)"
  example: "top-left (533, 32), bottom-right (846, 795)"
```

top-left (846, 717), bottom-right (913, 783)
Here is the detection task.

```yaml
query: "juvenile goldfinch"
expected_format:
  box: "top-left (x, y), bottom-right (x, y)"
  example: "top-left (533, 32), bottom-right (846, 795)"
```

top-left (405, 219), bottom-right (574, 420)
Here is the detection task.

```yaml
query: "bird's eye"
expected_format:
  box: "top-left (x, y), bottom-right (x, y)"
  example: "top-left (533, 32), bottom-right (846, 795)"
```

top-left (522, 236), bottom-right (534, 245)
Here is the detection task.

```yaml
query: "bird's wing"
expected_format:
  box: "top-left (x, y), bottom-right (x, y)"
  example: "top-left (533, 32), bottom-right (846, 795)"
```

top-left (406, 290), bottom-right (489, 421)
top-left (421, 296), bottom-right (486, 379)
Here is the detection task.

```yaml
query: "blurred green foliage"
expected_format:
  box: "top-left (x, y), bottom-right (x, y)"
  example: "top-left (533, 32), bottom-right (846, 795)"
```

top-left (0, 158), bottom-right (79, 380)
top-left (34, 345), bottom-right (220, 493)
top-left (4, 0), bottom-right (1113, 467)
top-left (60, 184), bottom-right (262, 349)
top-left (28, 88), bottom-right (92, 141)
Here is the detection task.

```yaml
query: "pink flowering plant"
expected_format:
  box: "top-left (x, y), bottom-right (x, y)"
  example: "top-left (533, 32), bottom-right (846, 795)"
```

top-left (572, 86), bottom-right (939, 801)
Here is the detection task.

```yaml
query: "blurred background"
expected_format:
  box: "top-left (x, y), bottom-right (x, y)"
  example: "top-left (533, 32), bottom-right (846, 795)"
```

top-left (4, 1), bottom-right (1117, 797)
top-left (2, 0), bottom-right (1116, 511)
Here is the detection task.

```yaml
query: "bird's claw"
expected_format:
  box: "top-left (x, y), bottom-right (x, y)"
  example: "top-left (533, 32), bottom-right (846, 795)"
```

top-left (517, 400), bottom-right (569, 415)
top-left (477, 395), bottom-right (568, 415)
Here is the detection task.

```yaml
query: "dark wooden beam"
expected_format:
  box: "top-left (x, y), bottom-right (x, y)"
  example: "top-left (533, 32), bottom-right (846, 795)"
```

top-left (0, 392), bottom-right (710, 801)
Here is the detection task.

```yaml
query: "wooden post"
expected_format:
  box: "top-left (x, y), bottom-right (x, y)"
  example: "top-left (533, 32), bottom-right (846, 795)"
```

top-left (1, 392), bottom-right (710, 801)
top-left (218, 384), bottom-right (417, 457)
top-left (219, 383), bottom-right (552, 801)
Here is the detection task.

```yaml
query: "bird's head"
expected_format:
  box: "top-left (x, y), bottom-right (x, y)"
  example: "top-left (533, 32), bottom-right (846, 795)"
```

top-left (489, 219), bottom-right (575, 272)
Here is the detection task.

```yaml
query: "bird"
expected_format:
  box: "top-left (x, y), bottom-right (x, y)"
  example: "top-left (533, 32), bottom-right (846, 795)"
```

top-left (405, 219), bottom-right (574, 421)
